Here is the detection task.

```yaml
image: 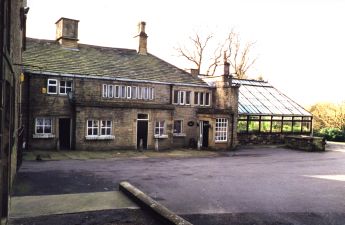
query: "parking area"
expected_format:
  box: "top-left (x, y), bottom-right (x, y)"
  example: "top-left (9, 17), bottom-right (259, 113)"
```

top-left (12, 142), bottom-right (345, 224)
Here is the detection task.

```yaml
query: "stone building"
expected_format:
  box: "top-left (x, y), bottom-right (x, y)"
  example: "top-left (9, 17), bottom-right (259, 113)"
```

top-left (22, 18), bottom-right (239, 151)
top-left (0, 0), bottom-right (27, 223)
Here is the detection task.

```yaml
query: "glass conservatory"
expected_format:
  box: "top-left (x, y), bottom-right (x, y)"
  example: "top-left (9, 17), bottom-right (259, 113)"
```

top-left (233, 79), bottom-right (312, 135)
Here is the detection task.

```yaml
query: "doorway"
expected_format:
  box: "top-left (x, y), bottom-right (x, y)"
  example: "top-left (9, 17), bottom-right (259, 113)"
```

top-left (59, 118), bottom-right (71, 150)
top-left (137, 114), bottom-right (148, 150)
top-left (200, 121), bottom-right (209, 148)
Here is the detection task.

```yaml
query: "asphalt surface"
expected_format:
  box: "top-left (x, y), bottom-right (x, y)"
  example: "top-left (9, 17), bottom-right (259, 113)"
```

top-left (12, 142), bottom-right (345, 224)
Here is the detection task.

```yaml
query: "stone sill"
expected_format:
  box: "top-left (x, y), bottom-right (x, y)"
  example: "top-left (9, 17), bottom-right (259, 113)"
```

top-left (154, 135), bottom-right (168, 139)
top-left (85, 135), bottom-right (115, 140)
top-left (215, 140), bottom-right (228, 144)
top-left (173, 133), bottom-right (187, 137)
top-left (33, 134), bottom-right (55, 139)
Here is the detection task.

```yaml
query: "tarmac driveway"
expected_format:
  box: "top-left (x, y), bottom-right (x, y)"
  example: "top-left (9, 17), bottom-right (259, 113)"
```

top-left (13, 142), bottom-right (345, 224)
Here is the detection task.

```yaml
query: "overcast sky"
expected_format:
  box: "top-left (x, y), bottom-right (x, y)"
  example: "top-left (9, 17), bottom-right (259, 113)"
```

top-left (26, 0), bottom-right (345, 106)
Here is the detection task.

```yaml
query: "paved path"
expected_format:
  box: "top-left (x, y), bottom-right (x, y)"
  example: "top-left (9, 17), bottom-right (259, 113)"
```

top-left (11, 142), bottom-right (345, 224)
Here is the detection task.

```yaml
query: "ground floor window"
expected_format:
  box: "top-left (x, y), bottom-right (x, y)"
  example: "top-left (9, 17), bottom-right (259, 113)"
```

top-left (86, 120), bottom-right (114, 140)
top-left (155, 121), bottom-right (165, 137)
top-left (35, 118), bottom-right (52, 134)
top-left (215, 118), bottom-right (228, 142)
top-left (173, 120), bottom-right (183, 134)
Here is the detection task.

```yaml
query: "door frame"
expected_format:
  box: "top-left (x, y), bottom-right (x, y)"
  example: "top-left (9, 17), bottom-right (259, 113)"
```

top-left (136, 114), bottom-right (149, 150)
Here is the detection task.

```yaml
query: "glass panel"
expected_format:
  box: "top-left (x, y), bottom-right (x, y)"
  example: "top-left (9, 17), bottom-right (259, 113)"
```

top-left (303, 117), bottom-right (312, 121)
top-left (293, 117), bottom-right (302, 121)
top-left (199, 92), bottom-right (204, 105)
top-left (138, 114), bottom-right (148, 120)
top-left (293, 121), bottom-right (302, 133)
top-left (237, 120), bottom-right (247, 133)
top-left (248, 121), bottom-right (259, 132)
top-left (260, 121), bottom-right (271, 132)
top-left (272, 121), bottom-right (282, 132)
top-left (186, 91), bottom-right (191, 105)
top-left (173, 90), bottom-right (179, 104)
top-left (132, 87), bottom-right (137, 99)
top-left (282, 121), bottom-right (292, 132)
top-left (272, 116), bottom-right (282, 120)
top-left (194, 92), bottom-right (199, 105)
top-left (239, 115), bottom-right (247, 120)
top-left (302, 122), bottom-right (311, 132)
top-left (173, 120), bottom-right (182, 134)
top-left (261, 116), bottom-right (271, 120)
top-left (249, 116), bottom-right (260, 120)
top-left (205, 93), bottom-right (210, 106)
top-left (283, 117), bottom-right (292, 120)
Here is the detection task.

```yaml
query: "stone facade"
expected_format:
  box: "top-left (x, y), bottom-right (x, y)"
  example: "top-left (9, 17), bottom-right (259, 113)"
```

top-left (24, 74), bottom-right (238, 151)
top-left (0, 0), bottom-right (27, 223)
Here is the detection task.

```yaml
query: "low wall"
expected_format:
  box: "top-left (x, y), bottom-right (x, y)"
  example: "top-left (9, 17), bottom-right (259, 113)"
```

top-left (237, 133), bottom-right (285, 145)
top-left (285, 135), bottom-right (326, 151)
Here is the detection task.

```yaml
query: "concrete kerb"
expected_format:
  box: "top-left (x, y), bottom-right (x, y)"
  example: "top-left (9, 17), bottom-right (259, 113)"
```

top-left (119, 181), bottom-right (193, 225)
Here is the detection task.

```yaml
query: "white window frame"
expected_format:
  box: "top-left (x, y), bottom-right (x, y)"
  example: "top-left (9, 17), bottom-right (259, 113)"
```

top-left (215, 118), bottom-right (228, 142)
top-left (194, 92), bottom-right (199, 105)
top-left (205, 92), bottom-right (211, 106)
top-left (100, 120), bottom-right (112, 136)
top-left (115, 85), bottom-right (120, 98)
top-left (186, 91), bottom-right (191, 105)
top-left (35, 117), bottom-right (52, 134)
top-left (138, 87), bottom-right (143, 99)
top-left (149, 87), bottom-right (154, 100)
top-left (132, 86), bottom-right (138, 99)
top-left (121, 86), bottom-right (127, 98)
top-left (108, 85), bottom-right (114, 98)
top-left (154, 121), bottom-right (165, 137)
top-left (47, 79), bottom-right (58, 94)
top-left (127, 86), bottom-right (132, 99)
top-left (143, 87), bottom-right (149, 100)
top-left (180, 91), bottom-right (185, 105)
top-left (59, 80), bottom-right (72, 95)
top-left (173, 90), bottom-right (179, 104)
top-left (87, 120), bottom-right (99, 136)
top-left (173, 120), bottom-right (183, 134)
top-left (102, 84), bottom-right (108, 98)
top-left (199, 92), bottom-right (204, 106)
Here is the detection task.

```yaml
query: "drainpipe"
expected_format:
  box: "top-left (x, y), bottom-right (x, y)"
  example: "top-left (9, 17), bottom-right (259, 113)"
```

top-left (230, 113), bottom-right (234, 150)
top-left (25, 72), bottom-right (31, 150)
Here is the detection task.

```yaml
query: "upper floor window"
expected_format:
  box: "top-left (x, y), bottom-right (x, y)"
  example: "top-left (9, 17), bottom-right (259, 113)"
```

top-left (60, 80), bottom-right (73, 95)
top-left (47, 79), bottom-right (58, 94)
top-left (103, 84), bottom-right (154, 101)
top-left (173, 90), bottom-right (191, 105)
top-left (194, 91), bottom-right (211, 106)
top-left (47, 79), bottom-right (73, 95)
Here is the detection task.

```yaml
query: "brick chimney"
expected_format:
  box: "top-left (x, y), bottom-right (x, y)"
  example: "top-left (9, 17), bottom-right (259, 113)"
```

top-left (189, 68), bottom-right (200, 77)
top-left (222, 51), bottom-right (232, 86)
top-left (55, 17), bottom-right (79, 48)
top-left (137, 21), bottom-right (148, 55)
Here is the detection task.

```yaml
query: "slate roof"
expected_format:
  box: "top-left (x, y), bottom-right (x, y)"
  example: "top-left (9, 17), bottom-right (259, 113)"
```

top-left (23, 38), bottom-right (208, 86)
top-left (232, 79), bottom-right (312, 116)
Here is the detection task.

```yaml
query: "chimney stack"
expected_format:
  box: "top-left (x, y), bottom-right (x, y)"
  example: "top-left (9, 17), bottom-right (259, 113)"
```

top-left (221, 51), bottom-right (232, 86)
top-left (190, 68), bottom-right (200, 77)
top-left (55, 17), bottom-right (79, 48)
top-left (137, 21), bottom-right (148, 55)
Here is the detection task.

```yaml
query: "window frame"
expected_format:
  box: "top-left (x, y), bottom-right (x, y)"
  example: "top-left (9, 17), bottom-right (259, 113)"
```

top-left (215, 118), bottom-right (228, 142)
top-left (154, 120), bottom-right (165, 137)
top-left (127, 86), bottom-right (132, 99)
top-left (59, 80), bottom-right (73, 95)
top-left (35, 117), bottom-right (53, 134)
top-left (47, 79), bottom-right (58, 94)
top-left (132, 86), bottom-right (138, 99)
top-left (173, 120), bottom-right (183, 135)
top-left (100, 120), bottom-right (112, 136)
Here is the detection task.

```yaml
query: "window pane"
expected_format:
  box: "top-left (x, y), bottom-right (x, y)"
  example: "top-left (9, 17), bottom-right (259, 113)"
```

top-left (138, 114), bottom-right (148, 120)
top-left (186, 91), bottom-right (191, 105)
top-left (115, 85), bottom-right (120, 98)
top-left (205, 93), bottom-right (210, 106)
top-left (173, 120), bottom-right (182, 133)
top-left (215, 118), bottom-right (228, 141)
top-left (293, 121), bottom-right (302, 133)
top-left (180, 91), bottom-right (185, 105)
top-left (149, 87), bottom-right (154, 100)
top-left (49, 86), bottom-right (57, 93)
top-left (127, 86), bottom-right (131, 98)
top-left (302, 122), bottom-right (311, 132)
top-left (260, 121), bottom-right (271, 132)
top-left (102, 84), bottom-right (107, 97)
top-left (248, 121), bottom-right (259, 132)
top-left (283, 121), bottom-right (292, 132)
top-left (132, 87), bottom-right (137, 99)
top-left (237, 120), bottom-right (247, 133)
top-left (121, 86), bottom-right (126, 98)
top-left (199, 92), bottom-right (204, 105)
top-left (194, 92), bottom-right (199, 105)
top-left (272, 121), bottom-right (282, 132)
top-left (173, 90), bottom-right (179, 104)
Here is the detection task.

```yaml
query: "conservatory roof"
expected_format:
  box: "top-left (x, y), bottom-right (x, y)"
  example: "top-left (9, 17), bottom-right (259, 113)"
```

top-left (233, 79), bottom-right (312, 116)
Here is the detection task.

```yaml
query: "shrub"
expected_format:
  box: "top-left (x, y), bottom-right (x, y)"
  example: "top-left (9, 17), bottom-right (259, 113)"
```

top-left (315, 128), bottom-right (345, 142)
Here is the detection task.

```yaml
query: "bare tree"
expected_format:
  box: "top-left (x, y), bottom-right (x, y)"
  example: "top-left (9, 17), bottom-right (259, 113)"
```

top-left (176, 30), bottom-right (257, 78)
